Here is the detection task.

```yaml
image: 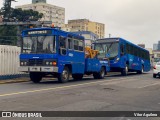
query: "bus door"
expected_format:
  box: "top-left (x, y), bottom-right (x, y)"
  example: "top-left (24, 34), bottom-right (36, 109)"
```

top-left (120, 43), bottom-right (127, 68)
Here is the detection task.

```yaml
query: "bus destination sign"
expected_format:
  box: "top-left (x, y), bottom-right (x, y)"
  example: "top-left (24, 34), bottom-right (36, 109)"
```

top-left (25, 30), bottom-right (52, 35)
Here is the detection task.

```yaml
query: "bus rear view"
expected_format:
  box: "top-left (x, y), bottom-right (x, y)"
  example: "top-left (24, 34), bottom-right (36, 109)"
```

top-left (94, 38), bottom-right (151, 75)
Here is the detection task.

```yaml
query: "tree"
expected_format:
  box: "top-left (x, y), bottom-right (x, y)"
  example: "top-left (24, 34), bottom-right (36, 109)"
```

top-left (0, 25), bottom-right (17, 45)
top-left (10, 8), bottom-right (43, 22)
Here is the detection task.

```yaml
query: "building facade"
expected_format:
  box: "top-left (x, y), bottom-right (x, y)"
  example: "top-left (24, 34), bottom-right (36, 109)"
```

top-left (153, 44), bottom-right (158, 50)
top-left (153, 50), bottom-right (160, 58)
top-left (15, 0), bottom-right (65, 27)
top-left (153, 41), bottom-right (160, 51)
top-left (146, 48), bottom-right (154, 67)
top-left (64, 19), bottom-right (105, 39)
top-left (72, 31), bottom-right (98, 46)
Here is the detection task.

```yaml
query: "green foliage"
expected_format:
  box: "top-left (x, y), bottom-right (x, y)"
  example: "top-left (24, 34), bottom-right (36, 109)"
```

top-left (0, 8), bottom-right (43, 45)
top-left (0, 26), bottom-right (18, 45)
top-left (10, 8), bottom-right (43, 21)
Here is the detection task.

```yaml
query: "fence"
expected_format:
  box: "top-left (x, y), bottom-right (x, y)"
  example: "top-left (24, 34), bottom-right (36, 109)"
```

top-left (0, 45), bottom-right (26, 79)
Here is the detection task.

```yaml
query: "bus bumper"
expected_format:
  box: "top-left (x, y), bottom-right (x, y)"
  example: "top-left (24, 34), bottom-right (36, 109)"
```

top-left (19, 66), bottom-right (58, 73)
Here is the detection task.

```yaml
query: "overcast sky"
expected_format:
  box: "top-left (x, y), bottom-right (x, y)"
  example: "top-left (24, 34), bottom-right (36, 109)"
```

top-left (0, 0), bottom-right (160, 48)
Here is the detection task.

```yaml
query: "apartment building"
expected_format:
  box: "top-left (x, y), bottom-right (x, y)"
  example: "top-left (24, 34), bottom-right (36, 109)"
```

top-left (15, 0), bottom-right (65, 27)
top-left (72, 31), bottom-right (98, 46)
top-left (64, 19), bottom-right (105, 39)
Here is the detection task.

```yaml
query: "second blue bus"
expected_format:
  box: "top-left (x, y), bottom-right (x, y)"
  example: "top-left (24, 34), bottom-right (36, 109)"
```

top-left (93, 37), bottom-right (151, 75)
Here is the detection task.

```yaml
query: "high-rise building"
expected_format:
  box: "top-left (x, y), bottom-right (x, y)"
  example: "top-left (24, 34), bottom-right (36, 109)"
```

top-left (158, 41), bottom-right (160, 50)
top-left (153, 44), bottom-right (158, 50)
top-left (15, 0), bottom-right (65, 27)
top-left (64, 19), bottom-right (105, 39)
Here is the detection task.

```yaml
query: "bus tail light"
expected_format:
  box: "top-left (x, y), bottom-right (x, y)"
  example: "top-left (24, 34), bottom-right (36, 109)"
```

top-left (153, 66), bottom-right (156, 69)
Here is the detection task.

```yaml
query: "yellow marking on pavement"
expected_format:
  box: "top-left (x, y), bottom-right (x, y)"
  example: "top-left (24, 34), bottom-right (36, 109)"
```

top-left (0, 80), bottom-right (29, 84)
top-left (0, 77), bottom-right (135, 97)
top-left (138, 82), bottom-right (160, 88)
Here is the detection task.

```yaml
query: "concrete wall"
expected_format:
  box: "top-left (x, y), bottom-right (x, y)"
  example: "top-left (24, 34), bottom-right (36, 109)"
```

top-left (0, 45), bottom-right (21, 76)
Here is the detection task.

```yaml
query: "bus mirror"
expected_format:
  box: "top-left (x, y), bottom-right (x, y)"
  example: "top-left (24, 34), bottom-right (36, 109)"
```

top-left (60, 48), bottom-right (66, 55)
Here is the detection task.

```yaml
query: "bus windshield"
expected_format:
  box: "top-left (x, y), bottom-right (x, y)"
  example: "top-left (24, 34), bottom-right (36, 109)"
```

top-left (95, 42), bottom-right (119, 59)
top-left (22, 36), bottom-right (56, 54)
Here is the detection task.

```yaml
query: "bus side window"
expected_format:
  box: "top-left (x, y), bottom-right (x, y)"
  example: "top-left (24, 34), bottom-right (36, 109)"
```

top-left (74, 40), bottom-right (79, 50)
top-left (68, 38), bottom-right (73, 49)
top-left (120, 44), bottom-right (124, 55)
top-left (59, 36), bottom-right (67, 55)
top-left (79, 40), bottom-right (84, 51)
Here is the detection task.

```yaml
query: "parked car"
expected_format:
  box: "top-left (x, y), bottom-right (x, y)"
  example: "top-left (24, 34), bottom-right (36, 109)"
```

top-left (153, 62), bottom-right (160, 78)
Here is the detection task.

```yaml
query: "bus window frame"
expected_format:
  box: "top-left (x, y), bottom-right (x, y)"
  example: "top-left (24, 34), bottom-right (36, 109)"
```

top-left (68, 37), bottom-right (73, 50)
top-left (120, 44), bottom-right (125, 56)
top-left (59, 36), bottom-right (67, 56)
top-left (73, 39), bottom-right (84, 52)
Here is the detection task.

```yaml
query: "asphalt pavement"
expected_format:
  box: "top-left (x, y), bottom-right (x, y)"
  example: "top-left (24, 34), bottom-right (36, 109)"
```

top-left (0, 71), bottom-right (160, 120)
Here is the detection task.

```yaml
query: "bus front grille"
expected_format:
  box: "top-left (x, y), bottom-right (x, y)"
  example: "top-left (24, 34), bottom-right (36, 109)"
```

top-left (29, 59), bottom-right (43, 66)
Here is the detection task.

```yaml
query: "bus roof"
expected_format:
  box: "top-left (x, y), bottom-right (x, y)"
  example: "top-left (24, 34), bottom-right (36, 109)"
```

top-left (96, 37), bottom-right (149, 52)
top-left (22, 27), bottom-right (85, 40)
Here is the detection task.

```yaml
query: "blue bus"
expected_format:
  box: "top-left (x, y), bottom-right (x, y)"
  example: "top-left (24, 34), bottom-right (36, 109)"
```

top-left (19, 27), bottom-right (110, 83)
top-left (93, 37), bottom-right (151, 75)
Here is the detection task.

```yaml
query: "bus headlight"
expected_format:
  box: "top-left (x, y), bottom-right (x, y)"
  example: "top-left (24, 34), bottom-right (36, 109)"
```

top-left (24, 62), bottom-right (27, 66)
top-left (46, 62), bottom-right (49, 65)
top-left (20, 60), bottom-right (28, 66)
top-left (20, 62), bottom-right (24, 66)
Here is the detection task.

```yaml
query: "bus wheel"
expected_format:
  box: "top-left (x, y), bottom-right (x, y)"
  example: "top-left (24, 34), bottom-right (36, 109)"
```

top-left (137, 65), bottom-right (144, 74)
top-left (93, 67), bottom-right (105, 79)
top-left (58, 67), bottom-right (70, 83)
top-left (72, 74), bottom-right (83, 80)
top-left (30, 72), bottom-right (42, 83)
top-left (121, 64), bottom-right (128, 76)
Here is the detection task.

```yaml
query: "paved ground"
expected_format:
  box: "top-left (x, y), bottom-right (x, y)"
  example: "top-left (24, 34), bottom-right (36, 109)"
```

top-left (0, 71), bottom-right (160, 120)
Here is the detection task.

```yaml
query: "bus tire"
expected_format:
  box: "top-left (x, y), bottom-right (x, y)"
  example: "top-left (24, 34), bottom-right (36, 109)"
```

top-left (58, 67), bottom-right (70, 83)
top-left (93, 67), bottom-right (105, 79)
top-left (93, 73), bottom-right (99, 79)
top-left (121, 64), bottom-right (128, 76)
top-left (137, 65), bottom-right (144, 74)
top-left (30, 72), bottom-right (42, 83)
top-left (72, 74), bottom-right (83, 80)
